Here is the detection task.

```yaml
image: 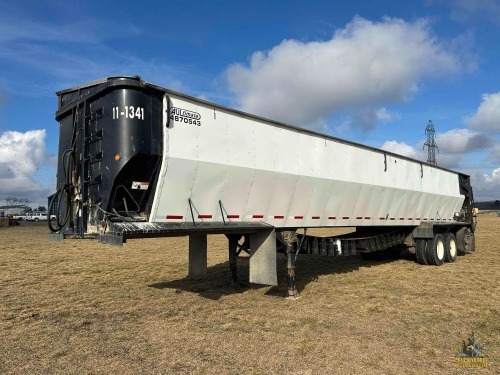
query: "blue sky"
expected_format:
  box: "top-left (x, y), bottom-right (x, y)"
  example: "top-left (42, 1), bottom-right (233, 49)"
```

top-left (0, 0), bottom-right (499, 206)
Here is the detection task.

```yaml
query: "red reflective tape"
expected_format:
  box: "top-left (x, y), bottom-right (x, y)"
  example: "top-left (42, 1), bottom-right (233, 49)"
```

top-left (364, 217), bottom-right (371, 220)
top-left (274, 215), bottom-right (284, 219)
top-left (416, 218), bottom-right (421, 220)
top-left (390, 218), bottom-right (396, 221)
top-left (252, 214), bottom-right (264, 219)
top-left (407, 218), bottom-right (413, 220)
top-left (423, 218), bottom-right (428, 220)
top-left (430, 218), bottom-right (434, 220)
top-left (356, 216), bottom-right (363, 219)
top-left (312, 216), bottom-right (320, 219)
top-left (399, 218), bottom-right (405, 220)
top-left (294, 215), bottom-right (304, 219)
top-left (328, 216), bottom-right (336, 219)
top-left (166, 215), bottom-right (183, 219)
top-left (379, 217), bottom-right (386, 220)
top-left (342, 216), bottom-right (350, 220)
top-left (198, 214), bottom-right (212, 219)
top-left (227, 215), bottom-right (239, 219)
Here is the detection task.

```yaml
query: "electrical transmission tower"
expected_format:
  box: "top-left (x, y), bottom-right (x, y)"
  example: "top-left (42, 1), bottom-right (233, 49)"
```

top-left (423, 120), bottom-right (439, 165)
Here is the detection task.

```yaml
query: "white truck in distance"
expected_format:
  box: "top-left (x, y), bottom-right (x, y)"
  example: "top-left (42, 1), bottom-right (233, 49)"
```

top-left (26, 212), bottom-right (56, 221)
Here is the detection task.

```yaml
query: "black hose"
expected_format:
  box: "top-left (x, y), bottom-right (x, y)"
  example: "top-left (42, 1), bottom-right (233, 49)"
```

top-left (48, 149), bottom-right (75, 232)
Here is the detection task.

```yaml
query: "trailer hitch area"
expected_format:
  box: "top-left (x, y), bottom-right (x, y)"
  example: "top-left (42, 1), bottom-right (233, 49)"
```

top-left (282, 230), bottom-right (301, 300)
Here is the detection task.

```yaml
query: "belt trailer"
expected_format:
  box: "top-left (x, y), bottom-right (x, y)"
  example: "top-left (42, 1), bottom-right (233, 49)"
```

top-left (49, 76), bottom-right (476, 298)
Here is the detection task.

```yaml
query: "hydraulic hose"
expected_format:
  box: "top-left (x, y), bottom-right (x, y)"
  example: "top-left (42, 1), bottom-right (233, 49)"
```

top-left (48, 149), bottom-right (75, 232)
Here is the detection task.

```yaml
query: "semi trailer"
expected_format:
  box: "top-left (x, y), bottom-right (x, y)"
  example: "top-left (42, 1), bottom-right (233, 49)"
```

top-left (49, 76), bottom-right (476, 298)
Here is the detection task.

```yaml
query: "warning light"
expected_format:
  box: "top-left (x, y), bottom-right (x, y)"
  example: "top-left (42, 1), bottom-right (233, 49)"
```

top-left (114, 154), bottom-right (121, 161)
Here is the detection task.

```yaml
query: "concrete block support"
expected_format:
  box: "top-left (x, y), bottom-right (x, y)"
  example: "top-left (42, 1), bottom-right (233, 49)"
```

top-left (249, 229), bottom-right (278, 286)
top-left (188, 234), bottom-right (207, 277)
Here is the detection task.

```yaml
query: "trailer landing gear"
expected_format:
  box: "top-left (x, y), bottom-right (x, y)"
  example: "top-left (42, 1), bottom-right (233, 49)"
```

top-left (286, 246), bottom-right (300, 299)
top-left (282, 231), bottom-right (300, 300)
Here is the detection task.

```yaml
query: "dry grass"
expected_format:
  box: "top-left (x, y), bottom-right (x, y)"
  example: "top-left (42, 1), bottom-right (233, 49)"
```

top-left (0, 215), bottom-right (499, 374)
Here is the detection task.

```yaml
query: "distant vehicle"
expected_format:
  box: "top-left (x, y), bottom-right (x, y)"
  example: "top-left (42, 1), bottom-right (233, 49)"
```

top-left (26, 212), bottom-right (54, 222)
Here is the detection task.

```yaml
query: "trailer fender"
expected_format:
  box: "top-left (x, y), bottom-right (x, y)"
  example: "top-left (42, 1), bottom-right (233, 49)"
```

top-left (412, 222), bottom-right (434, 239)
top-left (249, 229), bottom-right (278, 286)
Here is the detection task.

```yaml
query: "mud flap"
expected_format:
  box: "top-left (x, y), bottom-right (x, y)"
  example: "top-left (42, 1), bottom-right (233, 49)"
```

top-left (249, 229), bottom-right (278, 286)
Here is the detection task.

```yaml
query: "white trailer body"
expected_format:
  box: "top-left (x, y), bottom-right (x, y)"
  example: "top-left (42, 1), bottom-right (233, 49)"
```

top-left (152, 93), bottom-right (463, 228)
top-left (51, 77), bottom-right (476, 294)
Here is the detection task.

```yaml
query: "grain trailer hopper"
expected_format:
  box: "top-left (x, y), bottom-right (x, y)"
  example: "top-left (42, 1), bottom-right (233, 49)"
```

top-left (49, 76), bottom-right (476, 298)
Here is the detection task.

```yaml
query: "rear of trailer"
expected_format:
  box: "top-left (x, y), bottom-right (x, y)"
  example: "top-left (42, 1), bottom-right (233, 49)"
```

top-left (50, 76), bottom-right (476, 297)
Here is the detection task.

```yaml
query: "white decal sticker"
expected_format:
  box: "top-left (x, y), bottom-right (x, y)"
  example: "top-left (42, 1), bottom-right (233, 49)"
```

top-left (131, 181), bottom-right (149, 190)
top-left (169, 107), bottom-right (202, 126)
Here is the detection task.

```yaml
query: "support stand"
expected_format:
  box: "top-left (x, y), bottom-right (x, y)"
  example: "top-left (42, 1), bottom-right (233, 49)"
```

top-left (226, 230), bottom-right (278, 288)
top-left (188, 234), bottom-right (207, 277)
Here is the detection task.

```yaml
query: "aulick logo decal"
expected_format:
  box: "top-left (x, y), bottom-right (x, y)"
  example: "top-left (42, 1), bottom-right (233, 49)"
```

top-left (169, 107), bottom-right (201, 126)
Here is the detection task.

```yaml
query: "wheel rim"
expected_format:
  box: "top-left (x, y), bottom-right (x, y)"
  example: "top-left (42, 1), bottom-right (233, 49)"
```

top-left (449, 239), bottom-right (457, 258)
top-left (436, 239), bottom-right (445, 260)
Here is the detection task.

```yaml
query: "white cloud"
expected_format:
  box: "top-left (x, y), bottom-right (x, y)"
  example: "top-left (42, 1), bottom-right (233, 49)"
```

top-left (381, 141), bottom-right (423, 159)
top-left (434, 128), bottom-right (494, 169)
top-left (439, 0), bottom-right (500, 25)
top-left (471, 168), bottom-right (500, 201)
top-left (381, 138), bottom-right (499, 201)
top-left (467, 92), bottom-right (500, 130)
top-left (488, 143), bottom-right (500, 164)
top-left (0, 130), bottom-right (53, 200)
top-left (352, 107), bottom-right (397, 131)
top-left (226, 16), bottom-right (463, 128)
top-left (436, 128), bottom-right (494, 152)
top-left (380, 130), bottom-right (490, 170)
top-left (375, 108), bottom-right (394, 122)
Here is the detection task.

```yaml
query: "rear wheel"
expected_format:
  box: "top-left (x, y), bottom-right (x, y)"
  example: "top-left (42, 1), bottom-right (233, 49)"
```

top-left (34, 218), bottom-right (39, 222)
top-left (456, 227), bottom-right (476, 254)
top-left (444, 233), bottom-right (457, 263)
top-left (427, 233), bottom-right (445, 266)
top-left (415, 239), bottom-right (429, 265)
top-left (465, 231), bottom-right (475, 253)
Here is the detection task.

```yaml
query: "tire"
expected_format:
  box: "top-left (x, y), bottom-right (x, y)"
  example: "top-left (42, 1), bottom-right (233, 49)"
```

top-left (456, 227), bottom-right (475, 254)
top-left (415, 239), bottom-right (429, 265)
top-left (465, 231), bottom-right (475, 253)
top-left (427, 233), bottom-right (445, 266)
top-left (34, 218), bottom-right (39, 222)
top-left (444, 233), bottom-right (457, 263)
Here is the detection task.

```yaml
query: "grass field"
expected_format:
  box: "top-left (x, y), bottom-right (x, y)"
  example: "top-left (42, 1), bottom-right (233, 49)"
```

top-left (0, 215), bottom-right (498, 374)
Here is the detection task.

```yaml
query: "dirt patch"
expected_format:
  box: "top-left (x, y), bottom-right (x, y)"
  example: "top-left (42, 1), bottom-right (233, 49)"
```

top-left (0, 216), bottom-right (498, 374)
